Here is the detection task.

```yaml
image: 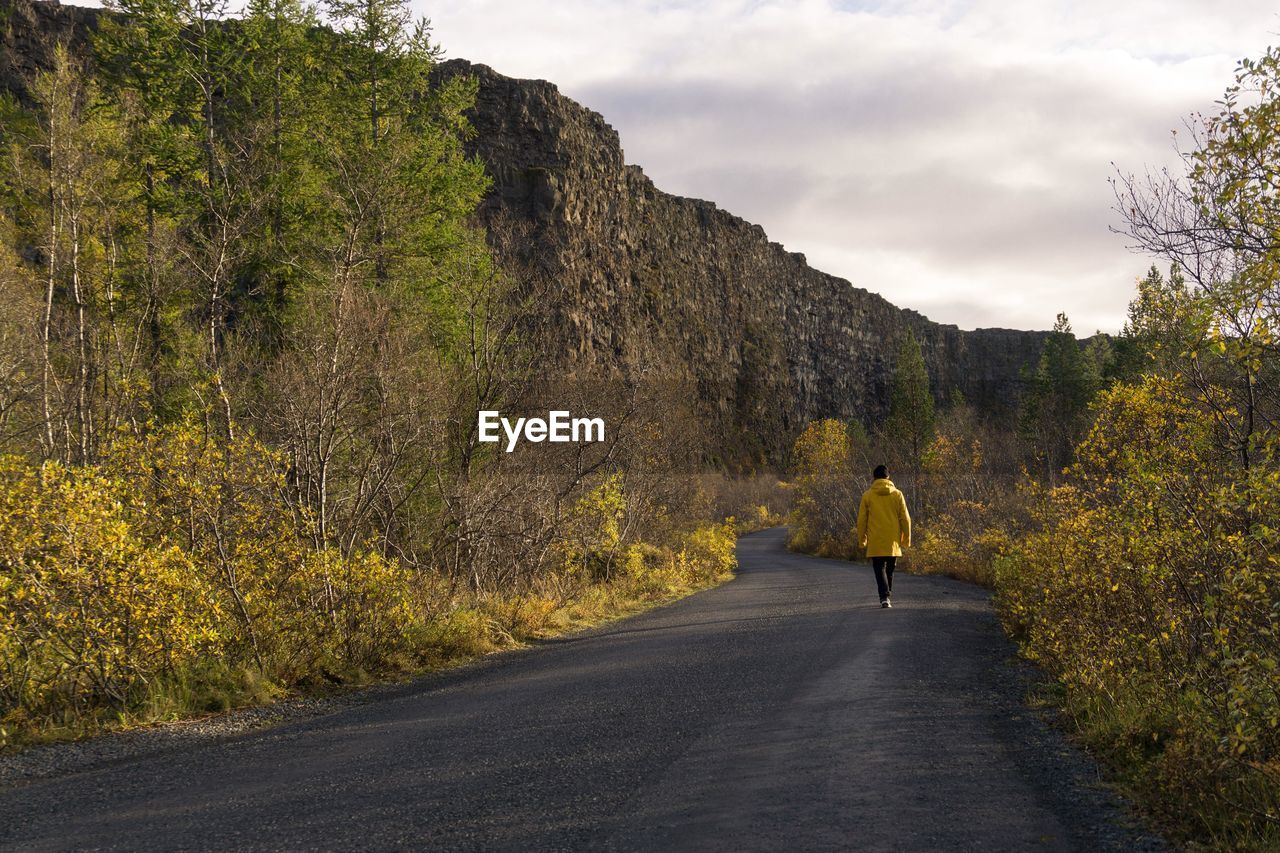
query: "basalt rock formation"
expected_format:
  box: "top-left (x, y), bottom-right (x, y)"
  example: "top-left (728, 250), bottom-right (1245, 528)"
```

top-left (3, 1), bottom-right (1050, 464)
top-left (0, 0), bottom-right (101, 105)
top-left (436, 59), bottom-right (1048, 461)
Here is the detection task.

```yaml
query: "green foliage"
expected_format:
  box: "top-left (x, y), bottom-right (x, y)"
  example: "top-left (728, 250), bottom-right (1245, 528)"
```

top-left (1018, 313), bottom-right (1100, 482)
top-left (1080, 47), bottom-right (1280, 840)
top-left (0, 0), bottom-right (741, 751)
top-left (886, 330), bottom-right (935, 484)
top-left (0, 46), bottom-right (151, 459)
top-left (1109, 265), bottom-right (1204, 382)
top-left (1118, 47), bottom-right (1280, 471)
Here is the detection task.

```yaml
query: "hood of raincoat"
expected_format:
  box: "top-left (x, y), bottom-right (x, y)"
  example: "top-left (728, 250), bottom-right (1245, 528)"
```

top-left (871, 478), bottom-right (897, 496)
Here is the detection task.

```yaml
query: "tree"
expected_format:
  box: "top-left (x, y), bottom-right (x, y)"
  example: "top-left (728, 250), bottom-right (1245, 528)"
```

top-left (885, 330), bottom-right (934, 507)
top-left (1, 46), bottom-right (142, 462)
top-left (240, 0), bottom-right (324, 325)
top-left (1019, 313), bottom-right (1098, 482)
top-left (0, 216), bottom-right (43, 451)
top-left (96, 0), bottom-right (203, 415)
top-left (787, 418), bottom-right (862, 557)
top-left (1108, 265), bottom-right (1207, 384)
top-left (250, 0), bottom-right (492, 562)
top-left (1114, 47), bottom-right (1280, 468)
top-left (322, 0), bottom-right (446, 284)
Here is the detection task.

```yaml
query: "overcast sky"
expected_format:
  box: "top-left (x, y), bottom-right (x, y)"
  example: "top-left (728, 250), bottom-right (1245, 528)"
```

top-left (414, 0), bottom-right (1279, 333)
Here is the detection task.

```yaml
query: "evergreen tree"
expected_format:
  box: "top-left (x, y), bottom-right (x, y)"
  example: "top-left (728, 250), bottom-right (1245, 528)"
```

top-left (885, 330), bottom-right (935, 508)
top-left (1109, 265), bottom-right (1206, 382)
top-left (241, 0), bottom-right (323, 324)
top-left (1019, 313), bottom-right (1098, 482)
top-left (95, 0), bottom-right (200, 413)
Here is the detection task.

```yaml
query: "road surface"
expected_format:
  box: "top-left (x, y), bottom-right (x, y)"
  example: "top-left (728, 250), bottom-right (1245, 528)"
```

top-left (0, 528), bottom-right (1161, 851)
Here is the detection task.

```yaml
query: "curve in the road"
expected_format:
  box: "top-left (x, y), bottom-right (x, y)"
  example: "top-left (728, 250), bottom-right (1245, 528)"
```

top-left (0, 528), bottom-right (1164, 851)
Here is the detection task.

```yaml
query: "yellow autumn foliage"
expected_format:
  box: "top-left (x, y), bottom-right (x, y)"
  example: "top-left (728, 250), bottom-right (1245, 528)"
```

top-left (995, 375), bottom-right (1280, 844)
top-left (560, 473), bottom-right (628, 582)
top-left (0, 420), bottom-right (428, 740)
top-left (1, 420), bottom-right (740, 745)
top-left (558, 472), bottom-right (738, 594)
top-left (104, 419), bottom-right (424, 677)
top-left (787, 419), bottom-right (858, 557)
top-left (0, 456), bottom-right (216, 724)
top-left (910, 428), bottom-right (1019, 585)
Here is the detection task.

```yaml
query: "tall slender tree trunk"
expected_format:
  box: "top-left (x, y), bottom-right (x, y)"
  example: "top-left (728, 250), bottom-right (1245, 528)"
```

top-left (144, 168), bottom-right (164, 414)
top-left (193, 3), bottom-right (236, 441)
top-left (70, 210), bottom-right (91, 463)
top-left (270, 10), bottom-right (287, 317)
top-left (365, 0), bottom-right (388, 284)
top-left (40, 76), bottom-right (61, 460)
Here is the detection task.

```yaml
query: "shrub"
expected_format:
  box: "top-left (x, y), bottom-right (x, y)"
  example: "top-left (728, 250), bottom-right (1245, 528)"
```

top-left (0, 420), bottom-right (432, 740)
top-left (677, 520), bottom-right (737, 584)
top-left (293, 549), bottom-right (420, 675)
top-left (0, 417), bottom-right (742, 745)
top-left (103, 419), bottom-right (309, 671)
top-left (910, 500), bottom-right (1013, 587)
top-left (0, 457), bottom-right (216, 727)
top-left (994, 376), bottom-right (1280, 846)
top-left (694, 471), bottom-right (791, 533)
top-left (560, 473), bottom-right (627, 582)
top-left (787, 419), bottom-right (859, 557)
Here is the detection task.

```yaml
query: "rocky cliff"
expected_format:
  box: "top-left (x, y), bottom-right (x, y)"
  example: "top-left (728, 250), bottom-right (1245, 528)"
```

top-left (3, 1), bottom-right (1050, 464)
top-left (437, 59), bottom-right (1048, 460)
top-left (0, 0), bottom-right (100, 105)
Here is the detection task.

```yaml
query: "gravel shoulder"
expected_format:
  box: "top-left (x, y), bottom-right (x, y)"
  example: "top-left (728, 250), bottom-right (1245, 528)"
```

top-left (0, 528), bottom-right (1166, 851)
top-left (1, 684), bottom-right (378, 790)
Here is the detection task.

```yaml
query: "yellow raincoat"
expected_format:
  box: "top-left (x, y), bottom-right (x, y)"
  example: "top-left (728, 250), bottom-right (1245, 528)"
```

top-left (856, 478), bottom-right (912, 557)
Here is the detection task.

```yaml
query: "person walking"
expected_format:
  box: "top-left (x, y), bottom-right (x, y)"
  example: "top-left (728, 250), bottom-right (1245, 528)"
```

top-left (856, 465), bottom-right (912, 608)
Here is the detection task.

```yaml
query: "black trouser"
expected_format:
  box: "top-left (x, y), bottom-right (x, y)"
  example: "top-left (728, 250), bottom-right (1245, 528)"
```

top-left (871, 556), bottom-right (896, 601)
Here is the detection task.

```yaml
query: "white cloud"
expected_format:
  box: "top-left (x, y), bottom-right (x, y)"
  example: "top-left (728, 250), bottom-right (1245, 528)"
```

top-left (420, 0), bottom-right (1279, 332)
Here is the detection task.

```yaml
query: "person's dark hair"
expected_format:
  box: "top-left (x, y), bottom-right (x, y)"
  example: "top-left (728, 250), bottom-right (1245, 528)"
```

top-left (873, 464), bottom-right (888, 480)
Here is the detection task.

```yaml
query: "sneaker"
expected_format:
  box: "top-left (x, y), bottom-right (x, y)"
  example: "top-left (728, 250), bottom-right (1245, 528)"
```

top-left (881, 599), bottom-right (891, 608)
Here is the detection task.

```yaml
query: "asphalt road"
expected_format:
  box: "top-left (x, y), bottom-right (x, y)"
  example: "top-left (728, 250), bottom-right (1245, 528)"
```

top-left (0, 528), bottom-right (1162, 851)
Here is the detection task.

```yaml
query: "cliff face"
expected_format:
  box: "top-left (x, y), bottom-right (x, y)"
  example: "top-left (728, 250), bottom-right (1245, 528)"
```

top-left (438, 60), bottom-right (1047, 460)
top-left (2, 2), bottom-right (1049, 463)
top-left (0, 0), bottom-right (101, 106)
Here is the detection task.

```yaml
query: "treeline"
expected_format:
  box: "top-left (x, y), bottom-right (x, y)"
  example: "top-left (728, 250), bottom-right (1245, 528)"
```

top-left (0, 0), bottom-right (769, 745)
top-left (789, 51), bottom-right (1280, 848)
